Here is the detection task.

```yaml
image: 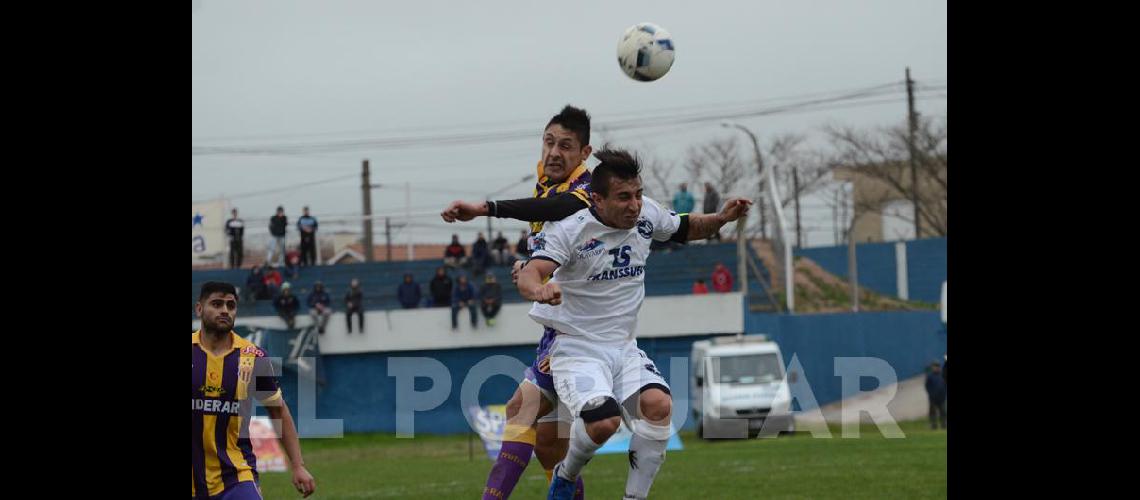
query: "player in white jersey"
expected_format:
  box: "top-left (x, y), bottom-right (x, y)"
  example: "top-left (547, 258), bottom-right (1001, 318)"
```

top-left (517, 148), bottom-right (752, 500)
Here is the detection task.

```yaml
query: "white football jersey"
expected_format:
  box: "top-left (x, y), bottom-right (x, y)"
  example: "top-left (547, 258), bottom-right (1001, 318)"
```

top-left (527, 196), bottom-right (684, 342)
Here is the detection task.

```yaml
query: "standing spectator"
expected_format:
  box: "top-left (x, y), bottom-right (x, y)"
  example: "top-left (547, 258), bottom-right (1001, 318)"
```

top-left (429, 266), bottom-right (453, 308)
top-left (711, 262), bottom-right (734, 293)
top-left (273, 282), bottom-right (299, 329)
top-left (672, 182), bottom-right (695, 214)
top-left (345, 278), bottom-right (365, 333)
top-left (262, 265), bottom-right (283, 298)
top-left (443, 234), bottom-right (467, 268)
top-left (225, 208), bottom-right (245, 268)
top-left (514, 229), bottom-right (530, 262)
top-left (397, 273), bottom-right (422, 309)
top-left (307, 281), bottom-right (332, 334)
top-left (244, 265), bottom-right (267, 302)
top-left (479, 273), bottom-right (503, 326)
top-left (692, 279), bottom-right (709, 295)
top-left (925, 361), bottom-right (948, 430)
top-left (491, 232), bottom-right (510, 266)
top-left (267, 206), bottom-right (288, 267)
top-left (297, 206), bottom-right (319, 267)
top-left (702, 183), bottom-right (721, 241)
top-left (471, 232), bottom-right (490, 275)
top-left (451, 275), bottom-right (477, 330)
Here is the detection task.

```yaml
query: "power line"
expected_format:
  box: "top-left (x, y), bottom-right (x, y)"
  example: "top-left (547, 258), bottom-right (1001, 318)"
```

top-left (193, 82), bottom-right (938, 157)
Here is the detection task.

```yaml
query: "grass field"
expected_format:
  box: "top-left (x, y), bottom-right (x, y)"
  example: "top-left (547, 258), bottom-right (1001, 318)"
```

top-left (258, 419), bottom-right (945, 499)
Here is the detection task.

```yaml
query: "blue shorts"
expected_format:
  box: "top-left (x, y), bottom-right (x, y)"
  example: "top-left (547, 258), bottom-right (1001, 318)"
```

top-left (205, 481), bottom-right (262, 500)
top-left (523, 327), bottom-right (558, 394)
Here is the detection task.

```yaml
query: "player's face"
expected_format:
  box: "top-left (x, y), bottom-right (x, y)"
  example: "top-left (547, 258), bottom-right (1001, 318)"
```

top-left (594, 177), bottom-right (644, 229)
top-left (197, 292), bottom-right (238, 333)
top-left (542, 124), bottom-right (591, 183)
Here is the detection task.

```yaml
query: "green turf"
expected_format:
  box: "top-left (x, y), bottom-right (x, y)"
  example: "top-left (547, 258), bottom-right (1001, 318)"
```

top-left (259, 420), bottom-right (946, 499)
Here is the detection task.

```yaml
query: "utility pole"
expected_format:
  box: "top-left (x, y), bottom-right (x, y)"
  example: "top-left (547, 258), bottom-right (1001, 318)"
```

top-left (362, 160), bottom-right (374, 262)
top-left (906, 67), bottom-right (921, 239)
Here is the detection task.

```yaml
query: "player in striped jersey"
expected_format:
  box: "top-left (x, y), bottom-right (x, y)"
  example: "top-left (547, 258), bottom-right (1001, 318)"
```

top-left (193, 281), bottom-right (316, 499)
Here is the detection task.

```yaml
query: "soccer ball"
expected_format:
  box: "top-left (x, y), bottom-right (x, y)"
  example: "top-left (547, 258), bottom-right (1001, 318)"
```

top-left (616, 23), bottom-right (675, 82)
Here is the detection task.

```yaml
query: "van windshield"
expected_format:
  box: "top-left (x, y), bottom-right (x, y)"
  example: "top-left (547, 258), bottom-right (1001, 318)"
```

top-left (712, 354), bottom-right (783, 384)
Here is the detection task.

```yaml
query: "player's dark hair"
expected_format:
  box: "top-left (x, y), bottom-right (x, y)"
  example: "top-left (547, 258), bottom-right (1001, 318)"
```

top-left (591, 147), bottom-right (642, 197)
top-left (545, 105), bottom-right (591, 147)
top-left (199, 281), bottom-right (238, 301)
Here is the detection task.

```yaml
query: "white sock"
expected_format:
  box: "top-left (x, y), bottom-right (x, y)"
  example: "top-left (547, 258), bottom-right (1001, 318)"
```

top-left (623, 423), bottom-right (669, 500)
top-left (558, 418), bottom-right (605, 481)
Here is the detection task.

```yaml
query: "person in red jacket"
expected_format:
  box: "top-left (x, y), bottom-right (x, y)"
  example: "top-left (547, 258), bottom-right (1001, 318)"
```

top-left (692, 279), bottom-right (709, 294)
top-left (711, 262), bottom-right (734, 293)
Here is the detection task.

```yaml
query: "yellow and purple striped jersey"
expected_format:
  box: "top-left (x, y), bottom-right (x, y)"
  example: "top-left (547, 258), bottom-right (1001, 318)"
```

top-left (192, 331), bottom-right (282, 499)
top-left (529, 161), bottom-right (592, 237)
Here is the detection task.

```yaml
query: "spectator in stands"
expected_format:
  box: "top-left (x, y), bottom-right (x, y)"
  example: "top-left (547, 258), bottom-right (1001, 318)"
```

top-left (479, 273), bottom-right (503, 326)
top-left (345, 278), bottom-right (365, 333)
top-left (307, 281), bottom-right (332, 334)
top-left (429, 266), bottom-right (453, 308)
top-left (514, 229), bottom-right (530, 262)
top-left (672, 182), bottom-right (695, 214)
top-left (226, 208), bottom-right (245, 268)
top-left (283, 247), bottom-right (301, 280)
top-left (273, 282), bottom-right (300, 329)
top-left (244, 265), bottom-right (267, 302)
top-left (491, 231), bottom-right (510, 266)
top-left (925, 361), bottom-right (947, 430)
top-left (267, 206), bottom-right (288, 267)
top-left (297, 206), bottom-right (319, 267)
top-left (692, 278), bottom-right (709, 295)
top-left (451, 274), bottom-right (477, 330)
top-left (397, 273), bottom-right (422, 309)
top-left (263, 265), bottom-right (284, 297)
top-left (444, 234), bottom-right (467, 268)
top-left (471, 232), bottom-right (490, 275)
top-left (703, 183), bottom-right (721, 241)
top-left (711, 262), bottom-right (734, 293)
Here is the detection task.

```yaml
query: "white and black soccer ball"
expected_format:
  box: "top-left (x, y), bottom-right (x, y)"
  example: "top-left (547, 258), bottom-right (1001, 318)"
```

top-left (616, 23), bottom-right (675, 82)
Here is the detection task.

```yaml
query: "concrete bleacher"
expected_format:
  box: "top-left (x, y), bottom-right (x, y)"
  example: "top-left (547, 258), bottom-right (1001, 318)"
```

top-left (192, 242), bottom-right (774, 319)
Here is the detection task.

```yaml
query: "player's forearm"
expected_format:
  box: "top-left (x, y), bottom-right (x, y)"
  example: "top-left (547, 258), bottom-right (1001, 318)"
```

top-left (685, 213), bottom-right (728, 241)
top-left (490, 192), bottom-right (587, 222)
top-left (517, 266), bottom-right (546, 300)
top-left (267, 404), bottom-right (307, 470)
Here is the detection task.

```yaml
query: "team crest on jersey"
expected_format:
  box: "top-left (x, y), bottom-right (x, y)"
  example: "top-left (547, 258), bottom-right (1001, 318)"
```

top-left (637, 218), bottom-right (654, 239)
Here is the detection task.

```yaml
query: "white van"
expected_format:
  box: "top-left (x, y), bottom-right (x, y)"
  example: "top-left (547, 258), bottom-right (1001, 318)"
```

top-left (691, 334), bottom-right (794, 438)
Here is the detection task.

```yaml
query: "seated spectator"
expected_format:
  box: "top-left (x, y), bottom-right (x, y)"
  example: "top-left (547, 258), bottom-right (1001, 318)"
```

top-left (263, 265), bottom-right (284, 297)
top-left (244, 265), bottom-right (267, 301)
top-left (397, 273), bottom-right (422, 309)
top-left (692, 279), bottom-right (709, 295)
top-left (712, 262), bottom-right (734, 293)
top-left (273, 282), bottom-right (300, 329)
top-left (429, 266), bottom-right (453, 308)
top-left (443, 234), bottom-right (467, 268)
top-left (307, 281), bottom-right (332, 334)
top-left (284, 247), bottom-right (302, 280)
top-left (513, 229), bottom-right (530, 262)
top-left (479, 273), bottom-right (503, 326)
top-left (451, 274), bottom-right (477, 330)
top-left (345, 278), bottom-right (365, 333)
top-left (471, 232), bottom-right (490, 275)
top-left (491, 232), bottom-right (510, 266)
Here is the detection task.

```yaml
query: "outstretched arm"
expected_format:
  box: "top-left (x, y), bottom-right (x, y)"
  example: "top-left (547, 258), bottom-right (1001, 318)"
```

top-left (683, 198), bottom-right (752, 241)
top-left (441, 192), bottom-right (588, 223)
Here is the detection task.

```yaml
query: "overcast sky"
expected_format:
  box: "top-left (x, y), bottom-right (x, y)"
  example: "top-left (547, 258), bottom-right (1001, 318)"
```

top-left (192, 0), bottom-right (946, 248)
